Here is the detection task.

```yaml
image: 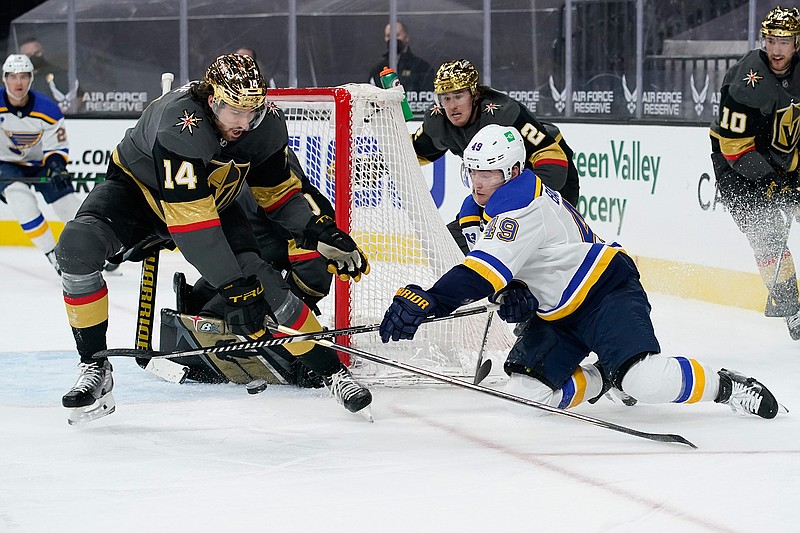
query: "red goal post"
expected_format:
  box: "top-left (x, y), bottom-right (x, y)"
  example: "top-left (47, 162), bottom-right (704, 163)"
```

top-left (267, 84), bottom-right (513, 382)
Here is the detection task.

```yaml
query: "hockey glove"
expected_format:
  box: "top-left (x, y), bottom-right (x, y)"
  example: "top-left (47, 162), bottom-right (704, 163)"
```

top-left (306, 214), bottom-right (370, 282)
top-left (490, 280), bottom-right (538, 323)
top-left (380, 284), bottom-right (438, 342)
top-left (44, 157), bottom-right (70, 187)
top-left (218, 275), bottom-right (273, 337)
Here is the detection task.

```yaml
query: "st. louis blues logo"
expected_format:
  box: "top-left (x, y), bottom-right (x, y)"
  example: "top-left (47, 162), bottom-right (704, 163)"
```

top-left (174, 110), bottom-right (202, 134)
top-left (4, 131), bottom-right (43, 155)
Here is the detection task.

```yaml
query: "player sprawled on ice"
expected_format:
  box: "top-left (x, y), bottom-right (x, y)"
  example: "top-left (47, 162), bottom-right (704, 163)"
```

top-left (381, 124), bottom-right (782, 420)
top-left (710, 5), bottom-right (800, 339)
top-left (161, 149), bottom-right (353, 389)
top-left (411, 59), bottom-right (580, 252)
top-left (55, 54), bottom-right (371, 424)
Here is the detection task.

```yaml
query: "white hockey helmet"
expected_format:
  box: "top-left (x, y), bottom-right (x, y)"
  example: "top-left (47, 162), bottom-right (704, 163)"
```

top-left (462, 124), bottom-right (526, 187)
top-left (3, 54), bottom-right (34, 97)
top-left (3, 54), bottom-right (34, 77)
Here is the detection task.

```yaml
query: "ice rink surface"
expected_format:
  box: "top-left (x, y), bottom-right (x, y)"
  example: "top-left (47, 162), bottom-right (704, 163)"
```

top-left (1, 246), bottom-right (798, 533)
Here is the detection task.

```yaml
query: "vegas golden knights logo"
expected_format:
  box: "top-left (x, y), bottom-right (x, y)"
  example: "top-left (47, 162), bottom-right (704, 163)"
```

top-left (772, 102), bottom-right (800, 153)
top-left (207, 159), bottom-right (251, 210)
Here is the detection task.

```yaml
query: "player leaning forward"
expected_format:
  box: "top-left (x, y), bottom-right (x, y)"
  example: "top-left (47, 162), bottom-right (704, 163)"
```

top-left (56, 54), bottom-right (372, 423)
top-left (381, 124), bottom-right (782, 419)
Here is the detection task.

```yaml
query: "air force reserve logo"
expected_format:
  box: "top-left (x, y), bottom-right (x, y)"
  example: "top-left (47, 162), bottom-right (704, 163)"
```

top-left (548, 76), bottom-right (567, 114)
top-left (691, 74), bottom-right (709, 116)
top-left (174, 110), bottom-right (202, 134)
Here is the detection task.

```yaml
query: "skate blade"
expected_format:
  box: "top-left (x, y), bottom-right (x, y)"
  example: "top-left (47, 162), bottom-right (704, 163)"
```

top-left (357, 405), bottom-right (374, 423)
top-left (779, 403), bottom-right (790, 414)
top-left (67, 393), bottom-right (116, 426)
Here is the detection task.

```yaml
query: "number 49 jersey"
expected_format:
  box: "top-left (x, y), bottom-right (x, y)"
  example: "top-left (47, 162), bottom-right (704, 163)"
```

top-left (464, 169), bottom-right (632, 322)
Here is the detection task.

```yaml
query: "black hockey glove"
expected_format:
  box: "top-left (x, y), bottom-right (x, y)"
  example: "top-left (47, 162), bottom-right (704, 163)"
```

top-left (305, 214), bottom-right (370, 282)
top-left (380, 284), bottom-right (438, 343)
top-left (218, 275), bottom-right (273, 337)
top-left (490, 280), bottom-right (538, 323)
top-left (44, 157), bottom-right (70, 187)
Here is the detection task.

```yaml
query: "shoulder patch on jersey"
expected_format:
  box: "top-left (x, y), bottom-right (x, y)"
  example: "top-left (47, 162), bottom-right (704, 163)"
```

top-left (483, 102), bottom-right (501, 115)
top-left (265, 101), bottom-right (281, 116)
top-left (742, 68), bottom-right (763, 88)
top-left (174, 110), bottom-right (202, 134)
top-left (429, 104), bottom-right (443, 116)
top-left (484, 169), bottom-right (540, 218)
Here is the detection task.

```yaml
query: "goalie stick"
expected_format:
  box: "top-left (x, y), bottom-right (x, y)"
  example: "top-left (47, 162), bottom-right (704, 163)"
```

top-left (268, 322), bottom-right (698, 449)
top-left (93, 304), bottom-right (497, 360)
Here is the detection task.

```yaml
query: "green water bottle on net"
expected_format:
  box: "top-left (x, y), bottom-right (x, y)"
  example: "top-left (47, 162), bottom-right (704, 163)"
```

top-left (379, 66), bottom-right (414, 121)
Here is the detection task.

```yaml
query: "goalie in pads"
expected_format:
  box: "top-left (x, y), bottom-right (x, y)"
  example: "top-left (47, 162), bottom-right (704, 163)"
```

top-left (381, 124), bottom-right (782, 420)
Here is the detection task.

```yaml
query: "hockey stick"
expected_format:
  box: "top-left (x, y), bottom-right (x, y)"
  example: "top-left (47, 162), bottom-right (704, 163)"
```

top-left (473, 311), bottom-right (494, 385)
top-left (268, 322), bottom-right (698, 449)
top-left (133, 72), bottom-right (174, 375)
top-left (0, 174), bottom-right (106, 184)
top-left (93, 304), bottom-right (497, 360)
top-left (765, 212), bottom-right (794, 317)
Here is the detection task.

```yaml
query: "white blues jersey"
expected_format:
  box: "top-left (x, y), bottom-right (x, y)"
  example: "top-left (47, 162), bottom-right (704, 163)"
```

top-left (463, 169), bottom-right (628, 321)
top-left (0, 89), bottom-right (69, 167)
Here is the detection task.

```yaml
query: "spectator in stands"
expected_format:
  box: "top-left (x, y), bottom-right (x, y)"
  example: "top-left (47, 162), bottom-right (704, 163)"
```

top-left (0, 53), bottom-right (82, 275)
top-left (368, 21), bottom-right (435, 93)
top-left (710, 5), bottom-right (800, 340)
top-left (19, 37), bottom-right (81, 113)
top-left (234, 47), bottom-right (257, 60)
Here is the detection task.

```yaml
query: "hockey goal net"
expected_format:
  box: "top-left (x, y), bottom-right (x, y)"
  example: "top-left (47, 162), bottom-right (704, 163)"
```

top-left (268, 84), bottom-right (514, 383)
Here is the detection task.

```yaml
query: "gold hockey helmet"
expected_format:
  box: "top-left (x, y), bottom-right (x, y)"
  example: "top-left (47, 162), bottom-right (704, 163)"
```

top-left (433, 59), bottom-right (479, 94)
top-left (761, 6), bottom-right (800, 38)
top-left (205, 54), bottom-right (267, 110)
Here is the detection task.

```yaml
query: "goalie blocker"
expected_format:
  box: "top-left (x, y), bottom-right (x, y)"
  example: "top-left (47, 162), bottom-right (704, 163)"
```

top-left (158, 308), bottom-right (323, 388)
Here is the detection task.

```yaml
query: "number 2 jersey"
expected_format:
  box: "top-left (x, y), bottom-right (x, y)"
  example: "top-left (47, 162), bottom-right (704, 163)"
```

top-left (0, 89), bottom-right (68, 168)
top-left (427, 169), bottom-right (637, 323)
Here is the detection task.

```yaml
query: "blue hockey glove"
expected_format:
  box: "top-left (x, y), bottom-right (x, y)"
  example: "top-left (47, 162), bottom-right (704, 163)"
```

top-left (44, 157), bottom-right (70, 186)
top-left (380, 284), bottom-right (438, 342)
top-left (490, 280), bottom-right (538, 323)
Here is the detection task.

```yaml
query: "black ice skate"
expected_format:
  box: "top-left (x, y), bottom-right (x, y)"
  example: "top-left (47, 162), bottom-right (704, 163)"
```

top-left (62, 360), bottom-right (115, 425)
top-left (324, 365), bottom-right (373, 419)
top-left (715, 368), bottom-right (780, 419)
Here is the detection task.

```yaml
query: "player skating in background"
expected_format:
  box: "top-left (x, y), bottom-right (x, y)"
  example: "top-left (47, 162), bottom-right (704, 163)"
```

top-left (55, 54), bottom-right (371, 424)
top-left (411, 59), bottom-right (580, 252)
top-left (0, 54), bottom-right (82, 275)
top-left (711, 5), bottom-right (800, 339)
top-left (381, 124), bottom-right (782, 419)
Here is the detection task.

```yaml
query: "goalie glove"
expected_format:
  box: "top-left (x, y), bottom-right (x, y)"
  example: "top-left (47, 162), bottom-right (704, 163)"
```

top-left (305, 214), bottom-right (370, 282)
top-left (380, 284), bottom-right (438, 343)
top-left (490, 280), bottom-right (538, 323)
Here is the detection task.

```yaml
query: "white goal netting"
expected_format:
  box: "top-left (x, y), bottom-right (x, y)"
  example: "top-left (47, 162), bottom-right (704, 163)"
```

top-left (269, 84), bottom-right (514, 383)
